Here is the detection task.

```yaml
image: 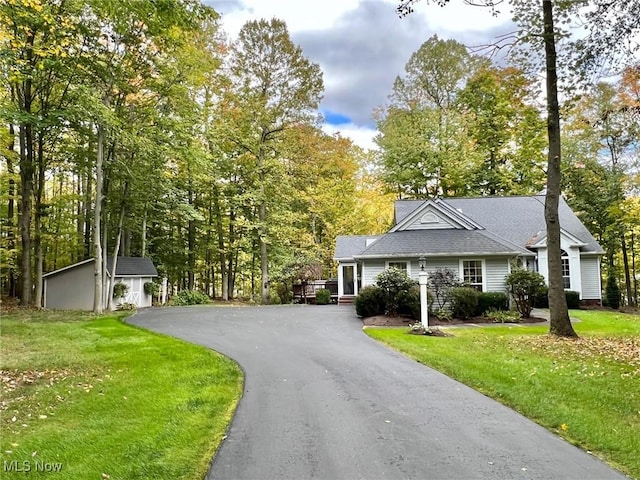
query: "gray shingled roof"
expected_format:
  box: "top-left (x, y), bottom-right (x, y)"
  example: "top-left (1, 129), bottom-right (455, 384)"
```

top-left (334, 235), bottom-right (381, 260)
top-left (444, 195), bottom-right (603, 254)
top-left (106, 257), bottom-right (158, 276)
top-left (356, 229), bottom-right (530, 258)
top-left (338, 195), bottom-right (603, 260)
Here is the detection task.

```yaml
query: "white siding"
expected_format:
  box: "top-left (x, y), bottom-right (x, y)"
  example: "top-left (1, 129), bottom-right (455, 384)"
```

top-left (485, 258), bottom-right (510, 292)
top-left (580, 257), bottom-right (602, 300)
top-left (362, 260), bottom-right (386, 287)
top-left (425, 258), bottom-right (459, 277)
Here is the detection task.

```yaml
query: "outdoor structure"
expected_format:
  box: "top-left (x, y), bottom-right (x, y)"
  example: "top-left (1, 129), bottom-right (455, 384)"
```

top-left (334, 195), bottom-right (603, 305)
top-left (43, 257), bottom-right (158, 310)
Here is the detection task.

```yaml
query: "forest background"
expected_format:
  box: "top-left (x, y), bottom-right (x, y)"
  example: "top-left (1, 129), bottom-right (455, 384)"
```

top-left (1, 0), bottom-right (638, 309)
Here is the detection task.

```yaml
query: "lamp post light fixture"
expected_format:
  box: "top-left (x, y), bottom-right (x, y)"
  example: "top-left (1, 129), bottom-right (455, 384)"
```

top-left (418, 256), bottom-right (428, 329)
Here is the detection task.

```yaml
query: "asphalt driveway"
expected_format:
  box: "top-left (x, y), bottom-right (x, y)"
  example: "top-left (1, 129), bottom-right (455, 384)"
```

top-left (129, 305), bottom-right (626, 480)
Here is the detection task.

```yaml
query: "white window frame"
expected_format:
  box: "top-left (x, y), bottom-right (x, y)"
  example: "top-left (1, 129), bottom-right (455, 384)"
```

top-left (459, 259), bottom-right (486, 292)
top-left (385, 260), bottom-right (411, 276)
top-left (560, 249), bottom-right (571, 289)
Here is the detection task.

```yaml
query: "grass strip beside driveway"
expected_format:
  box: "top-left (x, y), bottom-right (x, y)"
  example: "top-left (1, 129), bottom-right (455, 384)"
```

top-left (365, 310), bottom-right (640, 480)
top-left (1, 310), bottom-right (243, 480)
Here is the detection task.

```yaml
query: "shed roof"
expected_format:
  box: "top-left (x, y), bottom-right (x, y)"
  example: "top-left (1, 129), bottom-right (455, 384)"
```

top-left (44, 257), bottom-right (158, 278)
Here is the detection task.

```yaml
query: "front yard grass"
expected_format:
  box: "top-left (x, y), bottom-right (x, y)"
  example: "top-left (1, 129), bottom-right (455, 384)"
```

top-left (365, 310), bottom-right (640, 479)
top-left (1, 309), bottom-right (243, 479)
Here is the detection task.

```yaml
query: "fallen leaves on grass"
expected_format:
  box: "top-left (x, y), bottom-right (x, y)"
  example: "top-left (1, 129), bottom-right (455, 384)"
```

top-left (517, 335), bottom-right (640, 375)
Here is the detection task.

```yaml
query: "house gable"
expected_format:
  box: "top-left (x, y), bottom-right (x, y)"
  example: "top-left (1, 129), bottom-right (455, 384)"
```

top-left (389, 199), bottom-right (482, 233)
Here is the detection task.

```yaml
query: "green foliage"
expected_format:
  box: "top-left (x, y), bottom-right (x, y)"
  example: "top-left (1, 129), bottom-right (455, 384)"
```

top-left (505, 268), bottom-right (547, 318)
top-left (355, 285), bottom-right (386, 318)
top-left (565, 290), bottom-right (581, 309)
top-left (450, 287), bottom-right (479, 319)
top-left (427, 267), bottom-right (461, 310)
top-left (375, 268), bottom-right (417, 316)
top-left (117, 302), bottom-right (137, 311)
top-left (477, 291), bottom-right (509, 315)
top-left (434, 307), bottom-right (453, 322)
top-left (397, 285), bottom-right (421, 320)
top-left (0, 311), bottom-right (242, 480)
top-left (113, 282), bottom-right (129, 299)
top-left (144, 281), bottom-right (160, 297)
top-left (606, 274), bottom-right (621, 309)
top-left (170, 290), bottom-right (210, 306)
top-left (485, 309), bottom-right (522, 323)
top-left (315, 288), bottom-right (331, 305)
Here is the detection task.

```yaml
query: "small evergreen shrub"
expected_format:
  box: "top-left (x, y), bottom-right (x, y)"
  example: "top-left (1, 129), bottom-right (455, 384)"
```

top-left (477, 291), bottom-right (509, 315)
top-left (606, 274), bottom-right (620, 309)
top-left (486, 308), bottom-right (521, 323)
top-left (505, 268), bottom-right (547, 318)
top-left (355, 285), bottom-right (385, 318)
top-left (450, 287), bottom-right (479, 319)
top-left (315, 288), bottom-right (331, 305)
top-left (565, 290), bottom-right (581, 309)
top-left (113, 282), bottom-right (129, 299)
top-left (170, 290), bottom-right (210, 306)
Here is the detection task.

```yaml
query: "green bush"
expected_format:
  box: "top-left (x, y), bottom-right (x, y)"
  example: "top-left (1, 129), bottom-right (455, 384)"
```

top-left (450, 287), bottom-right (479, 319)
top-left (477, 291), bottom-right (509, 315)
top-left (427, 267), bottom-right (461, 310)
top-left (315, 288), bottom-right (331, 305)
top-left (535, 287), bottom-right (582, 309)
top-left (485, 308), bottom-right (521, 323)
top-left (144, 281), bottom-right (160, 297)
top-left (375, 268), bottom-right (416, 316)
top-left (606, 274), bottom-right (620, 309)
top-left (170, 290), bottom-right (210, 306)
top-left (565, 290), bottom-right (581, 309)
top-left (397, 285), bottom-right (421, 320)
top-left (355, 286), bottom-right (385, 318)
top-left (505, 268), bottom-right (547, 318)
top-left (534, 286), bottom-right (549, 308)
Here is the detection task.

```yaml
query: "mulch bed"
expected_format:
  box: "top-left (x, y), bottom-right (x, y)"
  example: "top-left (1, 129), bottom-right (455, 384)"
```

top-left (362, 314), bottom-right (547, 327)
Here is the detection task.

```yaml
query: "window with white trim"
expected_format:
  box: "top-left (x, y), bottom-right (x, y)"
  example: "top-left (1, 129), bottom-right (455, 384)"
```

top-left (387, 261), bottom-right (408, 271)
top-left (561, 249), bottom-right (570, 289)
top-left (462, 260), bottom-right (483, 291)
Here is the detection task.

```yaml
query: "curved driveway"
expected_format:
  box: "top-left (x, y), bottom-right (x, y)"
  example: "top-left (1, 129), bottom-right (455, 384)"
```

top-left (130, 305), bottom-right (626, 480)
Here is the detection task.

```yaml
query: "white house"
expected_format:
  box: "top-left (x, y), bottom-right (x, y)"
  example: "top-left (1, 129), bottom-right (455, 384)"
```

top-left (334, 195), bottom-right (603, 305)
top-left (43, 257), bottom-right (158, 310)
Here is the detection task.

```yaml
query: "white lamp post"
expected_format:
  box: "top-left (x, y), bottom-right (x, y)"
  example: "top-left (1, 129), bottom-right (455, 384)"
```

top-left (418, 256), bottom-right (429, 330)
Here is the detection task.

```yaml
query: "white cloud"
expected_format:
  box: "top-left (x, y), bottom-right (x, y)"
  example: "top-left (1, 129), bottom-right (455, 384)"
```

top-left (206, 0), bottom-right (514, 150)
top-left (322, 122), bottom-right (379, 152)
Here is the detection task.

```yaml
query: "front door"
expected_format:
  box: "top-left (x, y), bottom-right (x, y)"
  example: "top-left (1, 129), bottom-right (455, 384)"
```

top-left (342, 264), bottom-right (355, 295)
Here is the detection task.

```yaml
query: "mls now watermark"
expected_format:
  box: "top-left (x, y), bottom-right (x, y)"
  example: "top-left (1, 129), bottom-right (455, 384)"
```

top-left (4, 460), bottom-right (63, 473)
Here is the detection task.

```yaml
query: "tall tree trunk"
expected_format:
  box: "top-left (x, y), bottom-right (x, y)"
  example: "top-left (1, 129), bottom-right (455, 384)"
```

top-left (34, 136), bottom-right (45, 307)
top-left (107, 182), bottom-right (128, 311)
top-left (258, 147), bottom-right (269, 303)
top-left (84, 158), bottom-right (92, 258)
top-left (212, 185), bottom-right (228, 300)
top-left (5, 123), bottom-right (17, 297)
top-left (93, 123), bottom-right (105, 314)
top-left (18, 123), bottom-right (34, 306)
top-left (542, 0), bottom-right (576, 337)
top-left (621, 232), bottom-right (634, 306)
top-left (141, 207), bottom-right (147, 257)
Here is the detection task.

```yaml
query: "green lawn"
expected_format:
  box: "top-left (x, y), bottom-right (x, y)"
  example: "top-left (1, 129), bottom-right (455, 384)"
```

top-left (365, 310), bottom-right (640, 479)
top-left (1, 309), bottom-right (243, 479)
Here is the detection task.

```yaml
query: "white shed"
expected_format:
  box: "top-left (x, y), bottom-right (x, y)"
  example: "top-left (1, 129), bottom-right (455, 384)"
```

top-left (43, 257), bottom-right (158, 310)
